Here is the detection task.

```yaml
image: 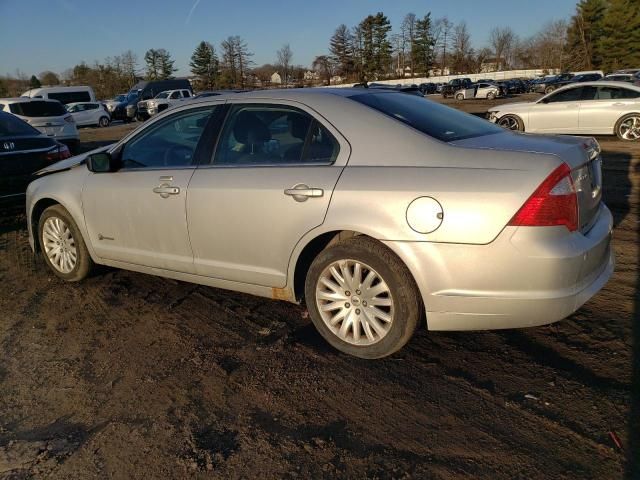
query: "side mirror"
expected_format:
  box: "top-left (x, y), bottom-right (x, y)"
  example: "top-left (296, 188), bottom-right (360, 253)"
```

top-left (86, 152), bottom-right (119, 173)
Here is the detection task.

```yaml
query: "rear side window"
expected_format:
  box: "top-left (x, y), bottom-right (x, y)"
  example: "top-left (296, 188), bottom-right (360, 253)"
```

top-left (0, 112), bottom-right (40, 136)
top-left (213, 104), bottom-right (339, 165)
top-left (9, 101), bottom-right (67, 117)
top-left (598, 87), bottom-right (640, 99)
top-left (351, 92), bottom-right (503, 142)
top-left (48, 91), bottom-right (91, 104)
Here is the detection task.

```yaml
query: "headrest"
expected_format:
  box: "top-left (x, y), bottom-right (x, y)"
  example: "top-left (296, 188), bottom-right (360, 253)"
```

top-left (233, 111), bottom-right (271, 144)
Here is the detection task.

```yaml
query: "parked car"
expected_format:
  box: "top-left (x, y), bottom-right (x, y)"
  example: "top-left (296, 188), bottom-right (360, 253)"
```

top-left (0, 111), bottom-right (71, 202)
top-left (488, 81), bottom-right (640, 141)
top-left (26, 89), bottom-right (612, 359)
top-left (613, 69), bottom-right (640, 75)
top-left (454, 83), bottom-right (501, 100)
top-left (441, 78), bottom-right (473, 98)
top-left (603, 74), bottom-right (635, 83)
top-left (418, 83), bottom-right (438, 95)
top-left (125, 79), bottom-right (193, 121)
top-left (103, 94), bottom-right (127, 114)
top-left (110, 92), bottom-right (138, 122)
top-left (534, 73), bottom-right (602, 94)
top-left (21, 86), bottom-right (96, 105)
top-left (0, 98), bottom-right (79, 152)
top-left (66, 102), bottom-right (110, 127)
top-left (194, 90), bottom-right (247, 99)
top-left (138, 89), bottom-right (193, 118)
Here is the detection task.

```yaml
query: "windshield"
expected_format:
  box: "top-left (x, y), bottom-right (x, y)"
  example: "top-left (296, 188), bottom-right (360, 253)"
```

top-left (0, 112), bottom-right (40, 136)
top-left (351, 92), bottom-right (503, 142)
top-left (155, 91), bottom-right (170, 99)
top-left (9, 101), bottom-right (67, 117)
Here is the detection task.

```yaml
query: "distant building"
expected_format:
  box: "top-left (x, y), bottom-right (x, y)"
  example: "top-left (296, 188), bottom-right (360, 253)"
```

top-left (330, 75), bottom-right (343, 85)
top-left (270, 72), bottom-right (282, 85)
top-left (481, 59), bottom-right (499, 73)
top-left (304, 70), bottom-right (319, 82)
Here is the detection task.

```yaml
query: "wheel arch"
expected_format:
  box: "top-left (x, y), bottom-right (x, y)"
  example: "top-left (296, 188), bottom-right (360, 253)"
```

top-left (30, 198), bottom-right (62, 252)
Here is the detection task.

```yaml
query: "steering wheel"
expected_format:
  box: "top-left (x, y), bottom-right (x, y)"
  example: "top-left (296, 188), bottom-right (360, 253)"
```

top-left (162, 144), bottom-right (193, 167)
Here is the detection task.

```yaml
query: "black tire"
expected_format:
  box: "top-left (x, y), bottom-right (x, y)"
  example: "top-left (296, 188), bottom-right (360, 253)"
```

top-left (614, 113), bottom-right (640, 141)
top-left (497, 114), bottom-right (525, 132)
top-left (544, 86), bottom-right (555, 94)
top-left (38, 205), bottom-right (94, 282)
top-left (304, 236), bottom-right (421, 359)
top-left (487, 91), bottom-right (496, 100)
top-left (455, 93), bottom-right (464, 101)
top-left (98, 116), bottom-right (110, 127)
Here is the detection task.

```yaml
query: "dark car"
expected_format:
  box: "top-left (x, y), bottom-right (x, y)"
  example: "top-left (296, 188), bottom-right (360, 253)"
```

top-left (125, 79), bottom-right (193, 121)
top-left (534, 73), bottom-right (602, 94)
top-left (0, 111), bottom-right (71, 202)
top-left (418, 83), bottom-right (438, 95)
top-left (441, 78), bottom-right (473, 98)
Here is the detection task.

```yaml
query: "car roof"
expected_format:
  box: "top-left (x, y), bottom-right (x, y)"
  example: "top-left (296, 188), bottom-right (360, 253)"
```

top-left (556, 81), bottom-right (640, 90)
top-left (0, 97), bottom-right (61, 104)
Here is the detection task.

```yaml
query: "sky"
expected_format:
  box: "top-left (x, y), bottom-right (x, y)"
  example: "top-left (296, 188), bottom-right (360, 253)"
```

top-left (0, 0), bottom-right (577, 78)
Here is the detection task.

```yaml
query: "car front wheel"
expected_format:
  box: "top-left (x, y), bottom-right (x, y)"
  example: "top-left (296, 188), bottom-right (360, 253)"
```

top-left (38, 205), bottom-right (94, 282)
top-left (615, 113), bottom-right (640, 141)
top-left (98, 116), bottom-right (110, 127)
top-left (305, 236), bottom-right (421, 359)
top-left (497, 114), bottom-right (524, 132)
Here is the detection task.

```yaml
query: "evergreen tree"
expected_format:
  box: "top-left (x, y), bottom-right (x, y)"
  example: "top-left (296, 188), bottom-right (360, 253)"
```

top-left (358, 13), bottom-right (392, 79)
top-left (329, 24), bottom-right (354, 78)
top-left (29, 75), bottom-right (41, 88)
top-left (144, 49), bottom-right (161, 80)
top-left (565, 0), bottom-right (607, 70)
top-left (158, 49), bottom-right (176, 80)
top-left (190, 41), bottom-right (219, 89)
top-left (412, 14), bottom-right (435, 77)
top-left (598, 0), bottom-right (640, 70)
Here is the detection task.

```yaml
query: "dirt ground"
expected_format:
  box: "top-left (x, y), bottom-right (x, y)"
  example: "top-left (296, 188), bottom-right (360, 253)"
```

top-left (0, 94), bottom-right (637, 479)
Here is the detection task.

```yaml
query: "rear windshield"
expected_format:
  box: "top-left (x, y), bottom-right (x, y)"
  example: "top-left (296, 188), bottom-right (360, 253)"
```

top-left (351, 92), bottom-right (503, 142)
top-left (9, 101), bottom-right (67, 117)
top-left (0, 112), bottom-right (39, 136)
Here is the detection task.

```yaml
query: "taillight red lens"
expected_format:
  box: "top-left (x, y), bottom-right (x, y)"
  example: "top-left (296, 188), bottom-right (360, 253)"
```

top-left (508, 163), bottom-right (578, 232)
top-left (45, 144), bottom-right (71, 162)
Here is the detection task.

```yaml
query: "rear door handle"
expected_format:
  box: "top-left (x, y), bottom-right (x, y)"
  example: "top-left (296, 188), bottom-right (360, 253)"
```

top-left (153, 184), bottom-right (180, 198)
top-left (284, 184), bottom-right (324, 202)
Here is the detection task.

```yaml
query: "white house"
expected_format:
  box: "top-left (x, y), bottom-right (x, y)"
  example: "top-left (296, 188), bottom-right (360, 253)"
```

top-left (270, 72), bottom-right (282, 85)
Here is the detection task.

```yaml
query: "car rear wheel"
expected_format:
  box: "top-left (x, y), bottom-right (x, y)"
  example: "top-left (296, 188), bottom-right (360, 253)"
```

top-left (487, 91), bottom-right (496, 100)
top-left (98, 116), bottom-right (109, 127)
top-left (304, 236), bottom-right (421, 359)
top-left (545, 86), bottom-right (555, 94)
top-left (38, 205), bottom-right (94, 282)
top-left (455, 93), bottom-right (464, 101)
top-left (497, 114), bottom-right (524, 132)
top-left (615, 113), bottom-right (640, 141)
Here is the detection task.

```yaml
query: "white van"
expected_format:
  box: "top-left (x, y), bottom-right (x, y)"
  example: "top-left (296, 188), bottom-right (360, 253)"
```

top-left (21, 86), bottom-right (96, 105)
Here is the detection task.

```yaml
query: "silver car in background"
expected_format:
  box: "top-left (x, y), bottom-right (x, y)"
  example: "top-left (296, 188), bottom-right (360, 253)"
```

top-left (26, 89), bottom-right (613, 358)
top-left (488, 81), bottom-right (640, 141)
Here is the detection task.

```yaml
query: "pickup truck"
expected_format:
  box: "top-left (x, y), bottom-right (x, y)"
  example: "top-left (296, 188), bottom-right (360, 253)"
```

top-left (441, 78), bottom-right (473, 98)
top-left (137, 89), bottom-right (193, 120)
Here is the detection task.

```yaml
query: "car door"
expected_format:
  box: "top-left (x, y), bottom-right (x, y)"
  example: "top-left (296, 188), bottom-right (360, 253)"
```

top-left (69, 104), bottom-right (87, 125)
top-left (187, 101), bottom-right (350, 287)
top-left (579, 85), bottom-right (640, 134)
top-left (85, 103), bottom-right (100, 124)
top-left (82, 105), bottom-right (220, 272)
top-left (528, 86), bottom-right (584, 133)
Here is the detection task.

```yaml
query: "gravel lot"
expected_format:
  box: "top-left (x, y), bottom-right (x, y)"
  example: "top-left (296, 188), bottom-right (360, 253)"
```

top-left (0, 94), bottom-right (637, 479)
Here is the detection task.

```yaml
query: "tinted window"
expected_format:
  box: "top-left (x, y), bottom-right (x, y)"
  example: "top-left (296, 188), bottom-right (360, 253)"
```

top-left (545, 87), bottom-right (585, 103)
top-left (183, 90), bottom-right (191, 98)
top-left (0, 112), bottom-right (40, 136)
top-left (214, 104), bottom-right (339, 165)
top-left (170, 91), bottom-right (181, 99)
top-left (351, 92), bottom-right (502, 142)
top-left (9, 101), bottom-right (67, 117)
top-left (155, 92), bottom-right (170, 99)
top-left (120, 107), bottom-right (216, 169)
top-left (48, 91), bottom-right (91, 104)
top-left (86, 103), bottom-right (99, 110)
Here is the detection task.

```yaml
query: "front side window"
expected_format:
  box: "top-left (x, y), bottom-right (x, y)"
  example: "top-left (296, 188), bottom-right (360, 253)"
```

top-left (120, 107), bottom-right (216, 169)
top-left (213, 104), bottom-right (339, 165)
top-left (545, 87), bottom-right (585, 103)
top-left (170, 91), bottom-right (181, 99)
top-left (183, 90), bottom-right (191, 98)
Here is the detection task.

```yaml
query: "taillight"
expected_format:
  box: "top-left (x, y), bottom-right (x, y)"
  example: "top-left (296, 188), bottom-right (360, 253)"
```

top-left (508, 163), bottom-right (578, 232)
top-left (64, 115), bottom-right (74, 123)
top-left (45, 144), bottom-right (71, 162)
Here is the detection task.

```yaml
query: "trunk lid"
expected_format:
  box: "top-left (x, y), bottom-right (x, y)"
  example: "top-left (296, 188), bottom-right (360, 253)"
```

top-left (0, 135), bottom-right (57, 197)
top-left (451, 131), bottom-right (602, 232)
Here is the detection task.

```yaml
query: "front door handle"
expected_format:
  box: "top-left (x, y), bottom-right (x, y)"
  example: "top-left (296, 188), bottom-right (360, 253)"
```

top-left (284, 184), bottom-right (324, 202)
top-left (153, 184), bottom-right (180, 198)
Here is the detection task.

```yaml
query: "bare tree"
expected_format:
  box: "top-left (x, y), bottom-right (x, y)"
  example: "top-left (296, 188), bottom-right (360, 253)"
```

top-left (433, 17), bottom-right (453, 72)
top-left (276, 43), bottom-right (293, 87)
top-left (312, 55), bottom-right (334, 85)
top-left (490, 27), bottom-right (515, 70)
top-left (401, 13), bottom-right (417, 76)
top-left (451, 22), bottom-right (473, 73)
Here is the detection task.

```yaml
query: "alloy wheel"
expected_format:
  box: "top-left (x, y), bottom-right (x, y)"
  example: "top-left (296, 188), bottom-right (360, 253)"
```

top-left (619, 115), bottom-right (640, 141)
top-left (498, 116), bottom-right (520, 131)
top-left (315, 259), bottom-right (394, 346)
top-left (42, 217), bottom-right (77, 273)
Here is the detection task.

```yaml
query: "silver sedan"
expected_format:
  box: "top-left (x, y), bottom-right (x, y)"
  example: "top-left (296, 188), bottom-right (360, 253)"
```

top-left (488, 81), bottom-right (640, 141)
top-left (26, 89), bottom-right (613, 358)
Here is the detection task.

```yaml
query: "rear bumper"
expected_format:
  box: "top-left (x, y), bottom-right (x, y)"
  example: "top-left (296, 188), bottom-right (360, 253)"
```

top-left (384, 204), bottom-right (614, 331)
